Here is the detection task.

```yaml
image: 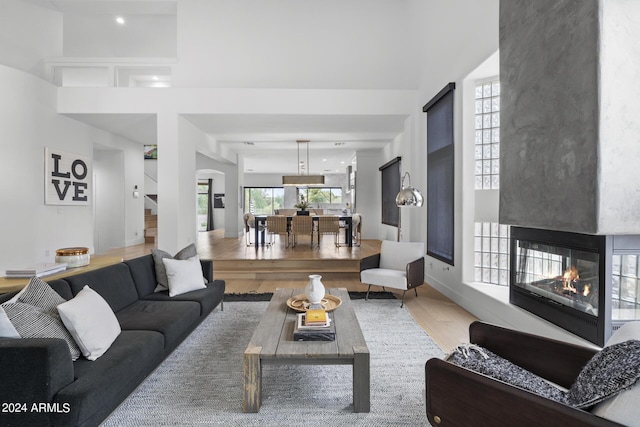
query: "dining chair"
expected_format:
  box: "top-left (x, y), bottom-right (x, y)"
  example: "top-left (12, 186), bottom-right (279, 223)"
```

top-left (290, 215), bottom-right (314, 247)
top-left (242, 212), bottom-right (264, 247)
top-left (266, 215), bottom-right (289, 248)
top-left (317, 215), bottom-right (341, 248)
top-left (351, 213), bottom-right (362, 247)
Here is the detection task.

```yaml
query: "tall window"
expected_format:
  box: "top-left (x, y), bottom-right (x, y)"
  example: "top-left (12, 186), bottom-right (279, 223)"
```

top-left (299, 187), bottom-right (343, 205)
top-left (244, 187), bottom-right (284, 215)
top-left (197, 181), bottom-right (209, 231)
top-left (475, 80), bottom-right (501, 190)
top-left (474, 79), bottom-right (508, 285)
top-left (612, 255), bottom-right (640, 320)
top-left (474, 223), bottom-right (510, 286)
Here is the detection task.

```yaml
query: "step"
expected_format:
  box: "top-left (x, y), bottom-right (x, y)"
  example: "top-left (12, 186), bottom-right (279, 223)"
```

top-left (213, 258), bottom-right (359, 273)
top-left (214, 271), bottom-right (360, 281)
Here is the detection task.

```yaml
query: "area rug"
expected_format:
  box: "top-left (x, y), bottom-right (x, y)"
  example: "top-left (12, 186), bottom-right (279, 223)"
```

top-left (223, 291), bottom-right (397, 302)
top-left (102, 299), bottom-right (442, 426)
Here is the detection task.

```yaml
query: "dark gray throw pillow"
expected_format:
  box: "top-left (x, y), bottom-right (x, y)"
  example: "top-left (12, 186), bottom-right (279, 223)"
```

top-left (151, 244), bottom-right (198, 292)
top-left (566, 340), bottom-right (640, 408)
top-left (446, 344), bottom-right (567, 403)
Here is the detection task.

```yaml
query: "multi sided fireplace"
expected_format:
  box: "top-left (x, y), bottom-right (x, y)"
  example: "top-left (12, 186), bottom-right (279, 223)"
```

top-left (510, 227), bottom-right (640, 346)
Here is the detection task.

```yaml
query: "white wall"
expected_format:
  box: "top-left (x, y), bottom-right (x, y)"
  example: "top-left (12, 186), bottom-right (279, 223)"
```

top-left (93, 136), bottom-right (146, 249)
top-left (175, 0), bottom-right (420, 89)
top-left (63, 14), bottom-right (177, 58)
top-left (0, 65), bottom-right (94, 272)
top-left (353, 151), bottom-right (383, 241)
top-left (94, 150), bottom-right (125, 253)
top-left (0, 0), bottom-right (62, 79)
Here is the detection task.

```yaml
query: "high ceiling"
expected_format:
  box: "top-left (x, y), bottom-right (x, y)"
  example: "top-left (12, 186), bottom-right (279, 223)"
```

top-left (25, 0), bottom-right (418, 174)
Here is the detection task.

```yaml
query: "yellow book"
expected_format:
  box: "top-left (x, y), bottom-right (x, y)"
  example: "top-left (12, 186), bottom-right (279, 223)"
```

top-left (305, 308), bottom-right (327, 325)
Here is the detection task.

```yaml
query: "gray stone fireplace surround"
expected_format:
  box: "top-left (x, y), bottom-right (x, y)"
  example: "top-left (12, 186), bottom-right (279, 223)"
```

top-left (499, 0), bottom-right (640, 235)
top-left (498, 0), bottom-right (640, 343)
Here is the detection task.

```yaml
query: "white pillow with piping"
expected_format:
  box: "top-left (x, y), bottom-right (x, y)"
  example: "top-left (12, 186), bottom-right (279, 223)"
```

top-left (57, 285), bottom-right (121, 361)
top-left (162, 255), bottom-right (207, 297)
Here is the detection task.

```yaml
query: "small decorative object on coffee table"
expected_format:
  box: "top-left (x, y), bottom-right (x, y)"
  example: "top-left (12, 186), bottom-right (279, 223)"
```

top-left (294, 311), bottom-right (336, 341)
top-left (286, 294), bottom-right (342, 312)
top-left (304, 274), bottom-right (325, 304)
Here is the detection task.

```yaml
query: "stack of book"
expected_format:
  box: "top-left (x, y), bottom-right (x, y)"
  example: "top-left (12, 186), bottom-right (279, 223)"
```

top-left (293, 308), bottom-right (336, 341)
top-left (4, 263), bottom-right (68, 278)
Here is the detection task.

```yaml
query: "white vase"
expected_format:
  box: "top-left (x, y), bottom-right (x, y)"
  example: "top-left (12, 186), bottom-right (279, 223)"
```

top-left (305, 274), bottom-right (325, 305)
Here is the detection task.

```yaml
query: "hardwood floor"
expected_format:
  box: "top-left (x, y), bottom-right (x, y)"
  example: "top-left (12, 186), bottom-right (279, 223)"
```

top-left (102, 229), bottom-right (478, 352)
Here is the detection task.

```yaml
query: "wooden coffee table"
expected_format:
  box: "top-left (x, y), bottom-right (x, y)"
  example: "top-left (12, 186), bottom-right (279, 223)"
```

top-left (243, 287), bottom-right (370, 413)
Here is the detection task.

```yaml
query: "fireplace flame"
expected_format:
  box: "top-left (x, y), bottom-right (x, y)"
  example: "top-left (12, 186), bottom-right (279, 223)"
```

top-left (562, 266), bottom-right (580, 294)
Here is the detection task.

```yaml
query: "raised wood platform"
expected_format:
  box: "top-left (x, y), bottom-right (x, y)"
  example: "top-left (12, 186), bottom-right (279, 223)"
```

top-left (196, 230), bottom-right (380, 282)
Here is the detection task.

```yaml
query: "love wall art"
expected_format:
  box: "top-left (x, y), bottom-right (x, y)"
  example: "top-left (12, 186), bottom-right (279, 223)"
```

top-left (44, 147), bottom-right (91, 206)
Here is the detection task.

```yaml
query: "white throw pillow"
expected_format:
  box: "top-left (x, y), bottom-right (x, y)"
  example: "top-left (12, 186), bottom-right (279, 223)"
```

top-left (0, 306), bottom-right (20, 338)
top-left (591, 322), bottom-right (640, 426)
top-left (162, 255), bottom-right (207, 297)
top-left (151, 244), bottom-right (198, 292)
top-left (57, 286), bottom-right (121, 361)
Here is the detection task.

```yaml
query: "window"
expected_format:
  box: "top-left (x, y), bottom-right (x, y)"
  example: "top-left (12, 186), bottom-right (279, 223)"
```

top-left (612, 255), bottom-right (640, 320)
top-left (244, 187), bottom-right (284, 215)
top-left (474, 223), bottom-right (511, 286)
top-left (379, 157), bottom-right (400, 227)
top-left (472, 78), bottom-right (508, 285)
top-left (197, 181), bottom-right (209, 231)
top-left (298, 187), bottom-right (343, 205)
top-left (425, 83), bottom-right (455, 265)
top-left (474, 80), bottom-right (501, 190)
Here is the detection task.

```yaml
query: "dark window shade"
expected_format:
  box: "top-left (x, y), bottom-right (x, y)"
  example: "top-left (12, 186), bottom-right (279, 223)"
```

top-left (424, 83), bottom-right (455, 265)
top-left (379, 157), bottom-right (401, 227)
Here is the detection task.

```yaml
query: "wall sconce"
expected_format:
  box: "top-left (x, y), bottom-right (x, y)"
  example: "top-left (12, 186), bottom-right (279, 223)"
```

top-left (133, 185), bottom-right (139, 198)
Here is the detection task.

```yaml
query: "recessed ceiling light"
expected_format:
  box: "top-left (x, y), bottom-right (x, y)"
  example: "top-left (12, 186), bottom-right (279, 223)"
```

top-left (116, 16), bottom-right (125, 25)
top-left (152, 76), bottom-right (158, 81)
top-left (340, 161), bottom-right (345, 164)
top-left (322, 158), bottom-right (327, 162)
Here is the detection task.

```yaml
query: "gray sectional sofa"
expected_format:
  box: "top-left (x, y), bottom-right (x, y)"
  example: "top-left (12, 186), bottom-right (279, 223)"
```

top-left (0, 254), bottom-right (225, 427)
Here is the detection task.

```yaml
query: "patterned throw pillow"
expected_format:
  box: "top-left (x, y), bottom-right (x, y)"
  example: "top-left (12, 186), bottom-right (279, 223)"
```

top-left (566, 340), bottom-right (640, 408)
top-left (2, 302), bottom-right (81, 360)
top-left (446, 344), bottom-right (567, 403)
top-left (16, 276), bottom-right (67, 318)
top-left (151, 244), bottom-right (198, 292)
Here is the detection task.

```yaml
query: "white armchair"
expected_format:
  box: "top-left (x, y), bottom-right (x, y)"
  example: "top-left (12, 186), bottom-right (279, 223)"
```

top-left (360, 240), bottom-right (425, 307)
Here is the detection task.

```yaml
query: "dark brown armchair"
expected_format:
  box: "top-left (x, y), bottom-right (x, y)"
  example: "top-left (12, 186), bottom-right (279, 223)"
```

top-left (425, 321), bottom-right (624, 427)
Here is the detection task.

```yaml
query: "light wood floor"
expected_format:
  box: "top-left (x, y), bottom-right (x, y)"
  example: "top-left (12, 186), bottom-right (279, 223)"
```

top-left (102, 230), bottom-right (478, 352)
